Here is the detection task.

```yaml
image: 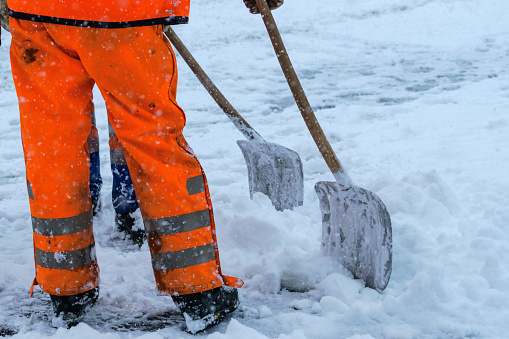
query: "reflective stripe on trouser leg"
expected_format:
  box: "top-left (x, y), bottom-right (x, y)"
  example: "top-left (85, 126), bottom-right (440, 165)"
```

top-left (32, 211), bottom-right (99, 295)
top-left (9, 19), bottom-right (100, 296)
top-left (123, 136), bottom-right (225, 295)
top-left (88, 104), bottom-right (103, 202)
top-left (108, 121), bottom-right (139, 215)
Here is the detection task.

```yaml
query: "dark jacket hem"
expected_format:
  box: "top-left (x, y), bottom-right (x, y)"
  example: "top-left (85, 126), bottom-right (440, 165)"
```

top-left (8, 10), bottom-right (188, 28)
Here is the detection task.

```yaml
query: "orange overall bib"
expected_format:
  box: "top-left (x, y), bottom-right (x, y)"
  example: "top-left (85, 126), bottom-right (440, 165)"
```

top-left (8, 5), bottom-right (242, 297)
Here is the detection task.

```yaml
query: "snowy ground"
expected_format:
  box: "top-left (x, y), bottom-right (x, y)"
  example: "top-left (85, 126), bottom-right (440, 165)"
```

top-left (1, 0), bottom-right (509, 338)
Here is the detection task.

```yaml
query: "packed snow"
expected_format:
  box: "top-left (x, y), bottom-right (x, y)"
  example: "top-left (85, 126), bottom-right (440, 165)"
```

top-left (1, 0), bottom-right (509, 338)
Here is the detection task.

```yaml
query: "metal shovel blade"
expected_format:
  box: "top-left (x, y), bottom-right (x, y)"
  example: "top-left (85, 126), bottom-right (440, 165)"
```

top-left (315, 181), bottom-right (392, 291)
top-left (237, 140), bottom-right (304, 211)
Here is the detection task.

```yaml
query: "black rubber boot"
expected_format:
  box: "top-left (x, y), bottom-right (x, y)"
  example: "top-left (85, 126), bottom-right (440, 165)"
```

top-left (115, 209), bottom-right (145, 246)
top-left (172, 286), bottom-right (239, 333)
top-left (50, 287), bottom-right (99, 328)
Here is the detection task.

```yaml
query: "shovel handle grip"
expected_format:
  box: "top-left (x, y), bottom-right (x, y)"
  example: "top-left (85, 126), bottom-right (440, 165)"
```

top-left (164, 26), bottom-right (264, 142)
top-left (254, 0), bottom-right (349, 183)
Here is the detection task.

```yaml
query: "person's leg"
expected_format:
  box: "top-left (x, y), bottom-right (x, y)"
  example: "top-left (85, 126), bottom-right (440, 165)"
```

top-left (10, 18), bottom-right (99, 326)
top-left (87, 100), bottom-right (103, 215)
top-left (108, 121), bottom-right (143, 244)
top-left (87, 96), bottom-right (143, 243)
top-left (71, 24), bottom-right (242, 328)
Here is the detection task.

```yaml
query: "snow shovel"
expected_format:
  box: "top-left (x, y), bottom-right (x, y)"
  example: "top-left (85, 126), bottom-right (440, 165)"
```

top-left (164, 26), bottom-right (303, 211)
top-left (254, 0), bottom-right (392, 291)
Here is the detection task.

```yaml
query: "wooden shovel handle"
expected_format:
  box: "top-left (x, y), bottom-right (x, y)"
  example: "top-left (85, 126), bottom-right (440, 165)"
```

top-left (164, 26), bottom-right (264, 142)
top-left (254, 0), bottom-right (348, 183)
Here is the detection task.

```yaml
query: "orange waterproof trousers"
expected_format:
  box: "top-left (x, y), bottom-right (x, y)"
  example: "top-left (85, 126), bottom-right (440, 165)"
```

top-left (10, 18), bottom-right (242, 297)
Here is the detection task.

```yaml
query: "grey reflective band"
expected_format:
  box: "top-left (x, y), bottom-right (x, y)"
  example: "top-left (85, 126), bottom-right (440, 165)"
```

top-left (36, 243), bottom-right (96, 270)
top-left (108, 122), bottom-right (116, 137)
top-left (27, 180), bottom-right (34, 200)
top-left (186, 175), bottom-right (205, 196)
top-left (88, 138), bottom-right (99, 153)
top-left (144, 209), bottom-right (211, 237)
top-left (32, 210), bottom-right (93, 236)
top-left (91, 110), bottom-right (96, 125)
top-left (151, 243), bottom-right (216, 271)
top-left (110, 150), bottom-right (127, 165)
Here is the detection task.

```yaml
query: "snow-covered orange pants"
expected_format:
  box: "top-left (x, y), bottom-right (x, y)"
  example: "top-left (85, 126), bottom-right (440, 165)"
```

top-left (9, 18), bottom-right (242, 297)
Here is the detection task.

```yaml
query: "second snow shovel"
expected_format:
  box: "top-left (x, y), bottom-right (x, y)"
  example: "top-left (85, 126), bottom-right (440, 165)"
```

top-left (164, 26), bottom-right (303, 211)
top-left (254, 0), bottom-right (392, 291)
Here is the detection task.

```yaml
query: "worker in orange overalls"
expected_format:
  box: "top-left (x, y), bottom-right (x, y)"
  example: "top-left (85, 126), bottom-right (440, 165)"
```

top-left (3, 0), bottom-right (284, 331)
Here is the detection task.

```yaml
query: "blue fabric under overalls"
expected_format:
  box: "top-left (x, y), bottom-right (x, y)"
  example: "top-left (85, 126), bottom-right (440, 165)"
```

top-left (89, 110), bottom-right (139, 215)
